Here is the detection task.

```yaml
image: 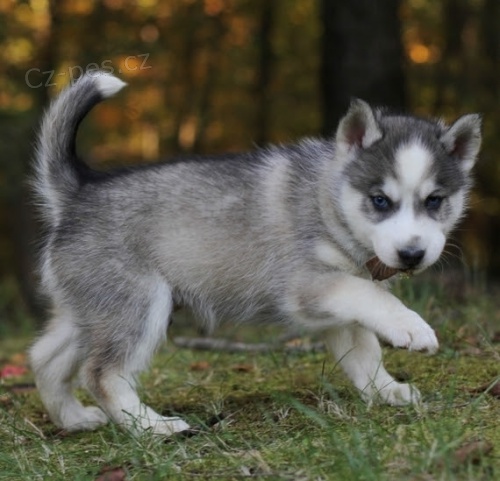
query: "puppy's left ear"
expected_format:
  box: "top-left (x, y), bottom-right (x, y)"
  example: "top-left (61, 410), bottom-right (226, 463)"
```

top-left (440, 114), bottom-right (482, 172)
top-left (336, 99), bottom-right (382, 152)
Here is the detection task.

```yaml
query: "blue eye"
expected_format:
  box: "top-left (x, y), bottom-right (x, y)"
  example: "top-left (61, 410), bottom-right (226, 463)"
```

top-left (371, 195), bottom-right (391, 212)
top-left (425, 195), bottom-right (443, 211)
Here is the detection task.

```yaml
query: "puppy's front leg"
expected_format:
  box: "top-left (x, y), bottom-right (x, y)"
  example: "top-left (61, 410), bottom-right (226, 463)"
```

top-left (293, 274), bottom-right (438, 353)
top-left (325, 325), bottom-right (421, 405)
top-left (289, 274), bottom-right (437, 405)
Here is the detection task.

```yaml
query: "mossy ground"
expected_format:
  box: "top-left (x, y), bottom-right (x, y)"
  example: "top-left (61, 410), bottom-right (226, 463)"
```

top-left (1, 276), bottom-right (499, 480)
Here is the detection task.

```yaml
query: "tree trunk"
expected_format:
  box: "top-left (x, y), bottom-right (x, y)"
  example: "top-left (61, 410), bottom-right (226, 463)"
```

top-left (193, 15), bottom-right (226, 153)
top-left (432, 0), bottom-right (469, 113)
top-left (11, 0), bottom-right (62, 321)
top-left (320, 0), bottom-right (406, 135)
top-left (254, 0), bottom-right (276, 146)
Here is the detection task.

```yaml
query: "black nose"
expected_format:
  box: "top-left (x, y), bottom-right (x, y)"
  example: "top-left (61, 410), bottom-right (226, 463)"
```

top-left (398, 247), bottom-right (425, 269)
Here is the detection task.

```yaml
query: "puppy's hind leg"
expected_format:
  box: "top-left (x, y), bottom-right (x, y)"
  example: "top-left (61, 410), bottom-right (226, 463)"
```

top-left (81, 278), bottom-right (190, 436)
top-left (326, 325), bottom-right (421, 405)
top-left (30, 311), bottom-right (108, 431)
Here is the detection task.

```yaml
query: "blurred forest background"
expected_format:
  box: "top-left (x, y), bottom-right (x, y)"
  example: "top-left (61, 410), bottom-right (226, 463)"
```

top-left (0, 0), bottom-right (499, 331)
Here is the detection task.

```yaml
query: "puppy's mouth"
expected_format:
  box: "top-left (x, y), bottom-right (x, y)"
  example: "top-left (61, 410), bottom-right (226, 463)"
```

top-left (365, 256), bottom-right (414, 281)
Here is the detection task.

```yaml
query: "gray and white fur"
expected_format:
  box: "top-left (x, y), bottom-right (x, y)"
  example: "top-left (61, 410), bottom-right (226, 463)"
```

top-left (30, 73), bottom-right (481, 435)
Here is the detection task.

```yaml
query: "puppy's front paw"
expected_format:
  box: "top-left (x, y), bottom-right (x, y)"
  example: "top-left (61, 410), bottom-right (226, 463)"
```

top-left (133, 415), bottom-right (190, 436)
top-left (406, 318), bottom-right (439, 354)
top-left (384, 311), bottom-right (439, 354)
top-left (156, 417), bottom-right (191, 436)
top-left (363, 382), bottom-right (421, 406)
top-left (60, 406), bottom-right (109, 432)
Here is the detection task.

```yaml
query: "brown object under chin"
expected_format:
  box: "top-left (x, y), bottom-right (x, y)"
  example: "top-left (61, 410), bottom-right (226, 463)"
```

top-left (365, 257), bottom-right (401, 281)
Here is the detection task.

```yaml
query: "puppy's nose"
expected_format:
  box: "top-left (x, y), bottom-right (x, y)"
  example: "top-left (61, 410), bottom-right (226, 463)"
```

top-left (398, 247), bottom-right (425, 269)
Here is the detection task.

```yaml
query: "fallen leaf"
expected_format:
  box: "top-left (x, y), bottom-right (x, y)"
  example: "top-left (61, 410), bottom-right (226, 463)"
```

top-left (190, 361), bottom-right (210, 371)
top-left (467, 379), bottom-right (500, 398)
top-left (95, 466), bottom-right (127, 481)
top-left (435, 439), bottom-right (493, 470)
top-left (453, 440), bottom-right (493, 465)
top-left (0, 365), bottom-right (28, 379)
top-left (365, 256), bottom-right (400, 281)
top-left (231, 363), bottom-right (254, 373)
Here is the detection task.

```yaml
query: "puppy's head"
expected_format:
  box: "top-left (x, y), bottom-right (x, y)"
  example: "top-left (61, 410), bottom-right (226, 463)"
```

top-left (335, 99), bottom-right (481, 272)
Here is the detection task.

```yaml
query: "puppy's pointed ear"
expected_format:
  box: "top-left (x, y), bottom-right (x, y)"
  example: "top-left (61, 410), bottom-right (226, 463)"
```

top-left (336, 99), bottom-right (382, 151)
top-left (440, 114), bottom-right (482, 172)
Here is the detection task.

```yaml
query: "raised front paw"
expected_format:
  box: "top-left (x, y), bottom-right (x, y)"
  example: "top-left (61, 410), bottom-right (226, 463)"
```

top-left (383, 311), bottom-right (439, 354)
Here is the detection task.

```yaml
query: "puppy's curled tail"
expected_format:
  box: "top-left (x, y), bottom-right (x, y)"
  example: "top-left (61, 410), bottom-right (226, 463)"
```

top-left (33, 72), bottom-right (126, 228)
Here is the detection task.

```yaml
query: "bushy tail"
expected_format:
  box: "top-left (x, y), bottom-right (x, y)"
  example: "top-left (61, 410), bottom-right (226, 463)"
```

top-left (33, 72), bottom-right (126, 228)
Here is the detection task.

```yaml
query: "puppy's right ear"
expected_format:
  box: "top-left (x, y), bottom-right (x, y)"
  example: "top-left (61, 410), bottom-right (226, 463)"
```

top-left (335, 99), bottom-right (382, 151)
top-left (440, 113), bottom-right (482, 173)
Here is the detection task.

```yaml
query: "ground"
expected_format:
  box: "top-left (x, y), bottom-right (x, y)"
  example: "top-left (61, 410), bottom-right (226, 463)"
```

top-left (0, 275), bottom-right (499, 481)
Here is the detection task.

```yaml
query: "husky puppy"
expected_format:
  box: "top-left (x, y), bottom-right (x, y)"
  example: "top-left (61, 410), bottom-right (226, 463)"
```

top-left (30, 73), bottom-right (481, 435)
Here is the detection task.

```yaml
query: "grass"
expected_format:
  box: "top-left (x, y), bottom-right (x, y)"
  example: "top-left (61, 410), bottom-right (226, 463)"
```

top-left (1, 274), bottom-right (499, 480)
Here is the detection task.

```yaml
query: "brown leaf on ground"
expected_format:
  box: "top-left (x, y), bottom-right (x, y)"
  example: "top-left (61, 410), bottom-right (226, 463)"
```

top-left (95, 466), bottom-right (127, 481)
top-left (453, 440), bottom-right (493, 465)
top-left (435, 439), bottom-right (493, 469)
top-left (467, 379), bottom-right (500, 398)
top-left (231, 363), bottom-right (254, 372)
top-left (190, 361), bottom-right (211, 371)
